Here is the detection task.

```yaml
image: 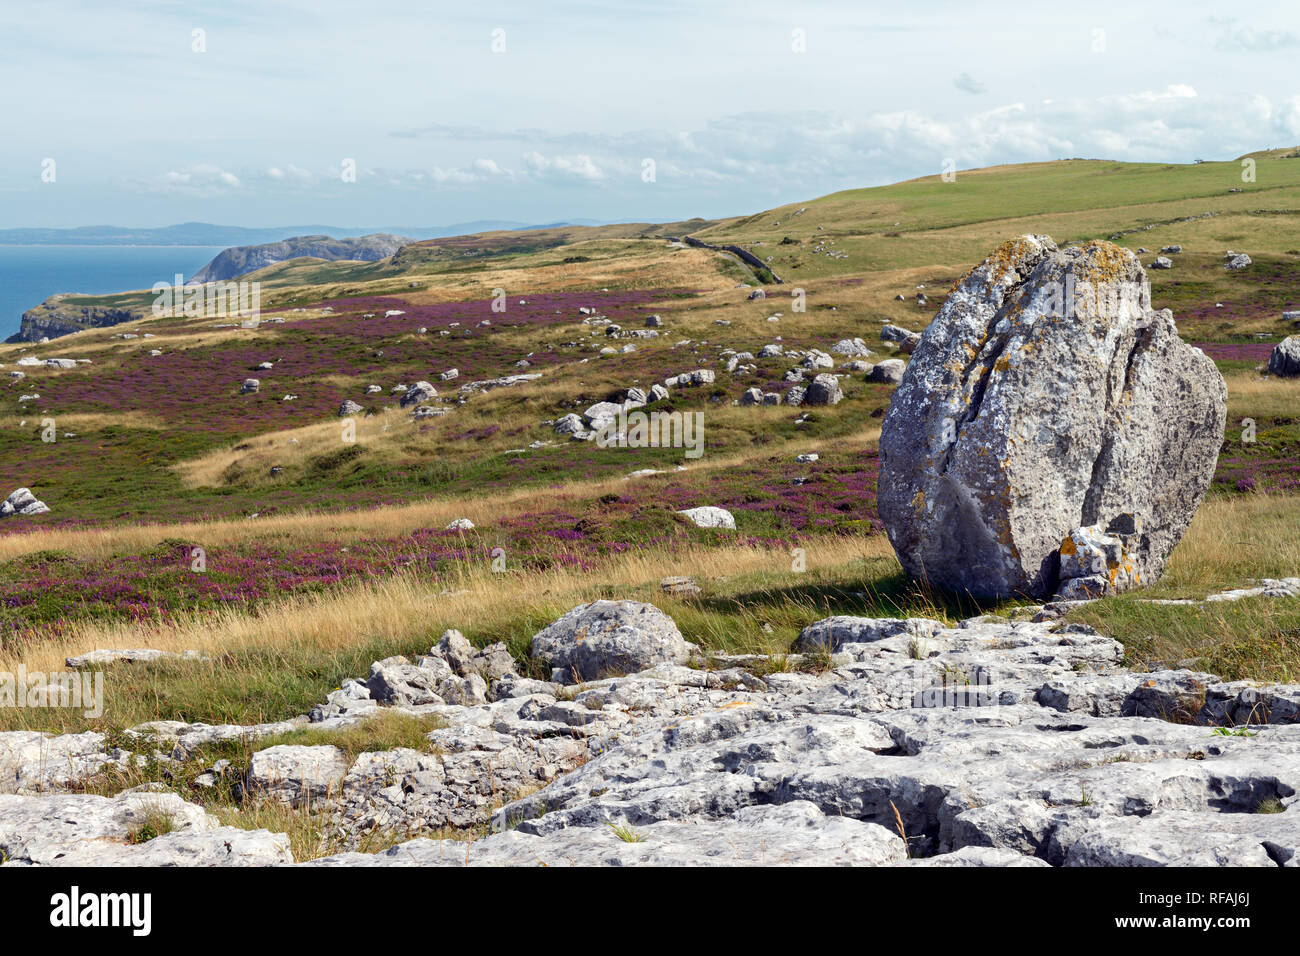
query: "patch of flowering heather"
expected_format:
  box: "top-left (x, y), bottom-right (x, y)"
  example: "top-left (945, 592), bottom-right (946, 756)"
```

top-left (0, 446), bottom-right (885, 642)
top-left (1213, 453), bottom-right (1300, 495)
top-left (33, 289), bottom-right (693, 434)
top-left (652, 448), bottom-right (883, 533)
top-left (1191, 341), bottom-right (1275, 363)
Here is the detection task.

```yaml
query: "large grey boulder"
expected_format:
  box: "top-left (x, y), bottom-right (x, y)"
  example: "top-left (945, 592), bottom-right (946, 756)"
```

top-left (530, 600), bottom-right (694, 683)
top-left (796, 616), bottom-right (945, 652)
top-left (830, 337), bottom-right (872, 357)
top-left (1268, 336), bottom-right (1300, 378)
top-left (878, 236), bottom-right (1226, 600)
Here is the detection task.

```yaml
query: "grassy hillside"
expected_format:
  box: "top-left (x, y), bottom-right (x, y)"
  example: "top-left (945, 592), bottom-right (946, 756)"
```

top-left (1, 151), bottom-right (1297, 736)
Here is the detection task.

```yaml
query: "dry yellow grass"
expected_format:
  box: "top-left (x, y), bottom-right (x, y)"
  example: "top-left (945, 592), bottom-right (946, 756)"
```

top-left (3, 536), bottom-right (892, 674)
top-left (1153, 493), bottom-right (1300, 593)
top-left (3, 411), bottom-right (166, 432)
top-left (1223, 368), bottom-right (1300, 420)
top-left (172, 406), bottom-right (410, 487)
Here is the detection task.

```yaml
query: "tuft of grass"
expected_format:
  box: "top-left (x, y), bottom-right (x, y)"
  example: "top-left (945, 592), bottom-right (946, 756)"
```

top-left (607, 821), bottom-right (647, 844)
top-left (125, 803), bottom-right (177, 845)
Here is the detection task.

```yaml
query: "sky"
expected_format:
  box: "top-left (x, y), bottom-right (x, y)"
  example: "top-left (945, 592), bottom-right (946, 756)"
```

top-left (2, 0), bottom-right (1299, 229)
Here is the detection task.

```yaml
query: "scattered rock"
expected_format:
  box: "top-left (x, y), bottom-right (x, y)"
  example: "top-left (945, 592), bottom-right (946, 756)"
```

top-left (65, 649), bottom-right (207, 668)
top-left (804, 373), bottom-right (843, 406)
top-left (1, 488), bottom-right (49, 517)
top-left (677, 506), bottom-right (736, 529)
top-left (400, 381), bottom-right (437, 407)
top-left (865, 359), bottom-right (905, 384)
top-left (1268, 336), bottom-right (1300, 378)
top-left (881, 324), bottom-right (921, 354)
top-left (529, 600), bottom-right (695, 683)
top-left (660, 576), bottom-right (703, 597)
top-left (830, 337), bottom-right (872, 357)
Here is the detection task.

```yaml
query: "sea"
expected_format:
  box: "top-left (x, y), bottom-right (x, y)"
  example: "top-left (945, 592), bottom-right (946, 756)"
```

top-left (0, 246), bottom-right (226, 340)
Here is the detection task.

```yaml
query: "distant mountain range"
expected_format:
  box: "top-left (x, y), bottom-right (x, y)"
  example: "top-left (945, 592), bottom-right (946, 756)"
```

top-left (0, 220), bottom-right (614, 247)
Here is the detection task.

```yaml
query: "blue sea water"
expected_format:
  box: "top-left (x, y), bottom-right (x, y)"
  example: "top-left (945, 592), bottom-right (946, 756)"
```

top-left (0, 246), bottom-right (225, 339)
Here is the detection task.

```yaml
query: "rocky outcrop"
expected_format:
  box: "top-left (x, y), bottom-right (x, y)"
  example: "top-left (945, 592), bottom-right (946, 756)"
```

top-left (0, 791), bottom-right (291, 865)
top-left (190, 234), bottom-right (410, 283)
top-left (314, 611), bottom-right (1300, 867)
top-left (878, 236), bottom-right (1226, 600)
top-left (8, 295), bottom-right (141, 343)
top-left (7, 595), bottom-right (1300, 866)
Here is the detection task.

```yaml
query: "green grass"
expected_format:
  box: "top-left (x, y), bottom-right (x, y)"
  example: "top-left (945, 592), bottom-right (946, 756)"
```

top-left (125, 802), bottom-right (178, 844)
top-left (0, 635), bottom-right (439, 734)
top-left (607, 822), bottom-right (647, 843)
top-left (252, 711), bottom-right (447, 761)
top-left (1069, 595), bottom-right (1300, 683)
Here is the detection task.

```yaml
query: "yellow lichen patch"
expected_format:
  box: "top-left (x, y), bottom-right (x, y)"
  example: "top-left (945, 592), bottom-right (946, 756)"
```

top-left (994, 355), bottom-right (1011, 372)
top-left (983, 235), bottom-right (1043, 286)
top-left (912, 489), bottom-right (926, 513)
top-left (1059, 536), bottom-right (1078, 556)
top-left (1074, 240), bottom-right (1134, 288)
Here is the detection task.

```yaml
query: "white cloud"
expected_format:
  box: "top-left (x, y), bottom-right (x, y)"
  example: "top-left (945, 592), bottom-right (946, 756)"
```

top-left (153, 164), bottom-right (242, 193)
top-left (1211, 17), bottom-right (1300, 51)
top-left (953, 73), bottom-right (987, 95)
top-left (522, 152), bottom-right (605, 182)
